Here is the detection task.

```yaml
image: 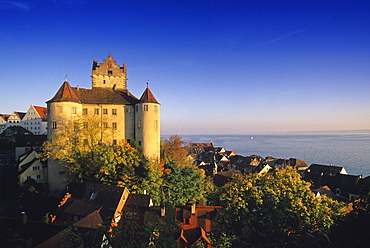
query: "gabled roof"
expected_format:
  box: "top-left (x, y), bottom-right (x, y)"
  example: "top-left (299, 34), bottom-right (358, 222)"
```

top-left (33, 106), bottom-right (48, 119)
top-left (306, 164), bottom-right (347, 176)
top-left (313, 185), bottom-right (339, 200)
top-left (177, 226), bottom-right (211, 246)
top-left (138, 87), bottom-right (159, 104)
top-left (0, 114), bottom-right (10, 121)
top-left (54, 184), bottom-right (128, 223)
top-left (123, 194), bottom-right (153, 212)
top-left (36, 211), bottom-right (103, 248)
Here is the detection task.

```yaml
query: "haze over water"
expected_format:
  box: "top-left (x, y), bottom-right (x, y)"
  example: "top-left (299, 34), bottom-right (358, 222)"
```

top-left (176, 130), bottom-right (370, 177)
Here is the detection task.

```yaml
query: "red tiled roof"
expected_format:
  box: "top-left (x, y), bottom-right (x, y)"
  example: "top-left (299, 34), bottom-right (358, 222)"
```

top-left (47, 81), bottom-right (139, 105)
top-left (47, 81), bottom-right (80, 103)
top-left (139, 87), bottom-right (160, 104)
top-left (33, 106), bottom-right (47, 119)
top-left (74, 209), bottom-right (103, 228)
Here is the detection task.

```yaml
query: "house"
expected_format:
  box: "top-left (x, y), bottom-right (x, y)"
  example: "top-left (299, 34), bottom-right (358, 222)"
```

top-left (0, 114), bottom-right (10, 133)
top-left (6, 111), bottom-right (26, 125)
top-left (303, 164), bottom-right (366, 202)
top-left (122, 193), bottom-right (154, 220)
top-left (229, 155), bottom-right (271, 175)
top-left (21, 105), bottom-right (48, 135)
top-left (46, 55), bottom-right (161, 192)
top-left (313, 185), bottom-right (339, 200)
top-left (52, 183), bottom-right (130, 226)
top-left (18, 148), bottom-right (47, 185)
top-left (189, 142), bottom-right (214, 155)
top-left (0, 126), bottom-right (46, 166)
top-left (175, 204), bottom-right (221, 248)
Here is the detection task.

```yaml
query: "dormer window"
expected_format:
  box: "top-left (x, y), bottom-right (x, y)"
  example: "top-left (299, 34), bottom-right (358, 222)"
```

top-left (108, 70), bottom-right (112, 75)
top-left (90, 192), bottom-right (97, 200)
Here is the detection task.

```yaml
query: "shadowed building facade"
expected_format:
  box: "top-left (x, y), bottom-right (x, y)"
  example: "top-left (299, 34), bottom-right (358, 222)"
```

top-left (46, 55), bottom-right (160, 193)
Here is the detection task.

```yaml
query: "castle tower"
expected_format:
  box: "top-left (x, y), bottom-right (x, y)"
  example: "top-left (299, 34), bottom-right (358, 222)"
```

top-left (92, 54), bottom-right (127, 91)
top-left (46, 81), bottom-right (82, 193)
top-left (135, 86), bottom-right (160, 161)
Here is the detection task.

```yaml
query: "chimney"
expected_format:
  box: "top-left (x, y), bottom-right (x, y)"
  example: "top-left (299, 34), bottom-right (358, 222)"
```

top-left (191, 204), bottom-right (196, 215)
top-left (22, 212), bottom-right (27, 225)
top-left (161, 206), bottom-right (166, 217)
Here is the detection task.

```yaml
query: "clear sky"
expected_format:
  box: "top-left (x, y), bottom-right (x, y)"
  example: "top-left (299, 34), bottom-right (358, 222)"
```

top-left (1, 0), bottom-right (369, 135)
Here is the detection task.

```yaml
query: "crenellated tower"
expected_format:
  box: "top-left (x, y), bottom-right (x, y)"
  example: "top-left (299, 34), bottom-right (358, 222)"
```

top-left (92, 54), bottom-right (127, 91)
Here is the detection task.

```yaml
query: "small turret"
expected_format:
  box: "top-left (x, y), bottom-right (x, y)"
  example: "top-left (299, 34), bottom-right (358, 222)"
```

top-left (135, 85), bottom-right (160, 160)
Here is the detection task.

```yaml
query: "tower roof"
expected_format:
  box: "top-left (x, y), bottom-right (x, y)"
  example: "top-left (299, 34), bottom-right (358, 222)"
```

top-left (139, 87), bottom-right (160, 104)
top-left (47, 81), bottom-right (80, 103)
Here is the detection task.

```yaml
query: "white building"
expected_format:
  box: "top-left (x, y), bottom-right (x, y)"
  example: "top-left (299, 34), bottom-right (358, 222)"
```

top-left (0, 105), bottom-right (47, 135)
top-left (21, 105), bottom-right (48, 135)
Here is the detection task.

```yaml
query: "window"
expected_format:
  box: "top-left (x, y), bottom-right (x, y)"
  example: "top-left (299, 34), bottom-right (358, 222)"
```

top-left (103, 80), bottom-right (106, 84)
top-left (90, 192), bottom-right (97, 200)
top-left (32, 166), bottom-right (41, 171)
top-left (138, 140), bottom-right (141, 146)
top-left (52, 122), bottom-right (57, 129)
top-left (113, 140), bottom-right (117, 145)
top-left (143, 105), bottom-right (148, 111)
top-left (83, 108), bottom-right (88, 115)
top-left (103, 108), bottom-right (108, 115)
top-left (72, 107), bottom-right (77, 114)
top-left (103, 122), bottom-right (108, 128)
top-left (108, 70), bottom-right (112, 75)
top-left (36, 175), bottom-right (42, 180)
top-left (112, 109), bottom-right (117, 115)
top-left (94, 108), bottom-right (99, 115)
top-left (112, 122), bottom-right (117, 129)
top-left (154, 106), bottom-right (158, 111)
top-left (137, 120), bottom-right (141, 128)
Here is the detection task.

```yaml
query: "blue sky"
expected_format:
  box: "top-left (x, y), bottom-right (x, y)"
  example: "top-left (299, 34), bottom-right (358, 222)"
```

top-left (1, 0), bottom-right (369, 134)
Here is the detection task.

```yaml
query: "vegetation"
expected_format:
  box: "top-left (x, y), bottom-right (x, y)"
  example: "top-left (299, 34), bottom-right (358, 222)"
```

top-left (210, 167), bottom-right (347, 247)
top-left (109, 212), bottom-right (179, 248)
top-left (39, 129), bottom-right (365, 247)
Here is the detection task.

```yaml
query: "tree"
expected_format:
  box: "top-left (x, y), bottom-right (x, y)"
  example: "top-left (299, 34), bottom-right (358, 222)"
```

top-left (329, 194), bottom-right (370, 247)
top-left (162, 161), bottom-right (206, 206)
top-left (109, 212), bottom-right (179, 248)
top-left (161, 135), bottom-right (189, 167)
top-left (212, 167), bottom-right (346, 247)
top-left (42, 118), bottom-right (146, 189)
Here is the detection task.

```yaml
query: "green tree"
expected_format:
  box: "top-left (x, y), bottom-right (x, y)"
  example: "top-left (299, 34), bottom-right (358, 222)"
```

top-left (212, 167), bottom-right (346, 247)
top-left (162, 161), bottom-right (206, 206)
top-left (60, 226), bottom-right (84, 248)
top-left (110, 212), bottom-right (179, 248)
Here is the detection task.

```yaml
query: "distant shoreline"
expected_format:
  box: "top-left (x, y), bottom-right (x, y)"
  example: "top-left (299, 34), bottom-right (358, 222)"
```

top-left (163, 129), bottom-right (370, 137)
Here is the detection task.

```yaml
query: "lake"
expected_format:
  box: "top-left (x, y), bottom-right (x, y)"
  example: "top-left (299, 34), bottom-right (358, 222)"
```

top-left (165, 131), bottom-right (370, 177)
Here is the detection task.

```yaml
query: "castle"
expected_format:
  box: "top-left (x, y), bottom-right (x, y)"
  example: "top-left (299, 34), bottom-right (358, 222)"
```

top-left (46, 55), bottom-right (160, 192)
